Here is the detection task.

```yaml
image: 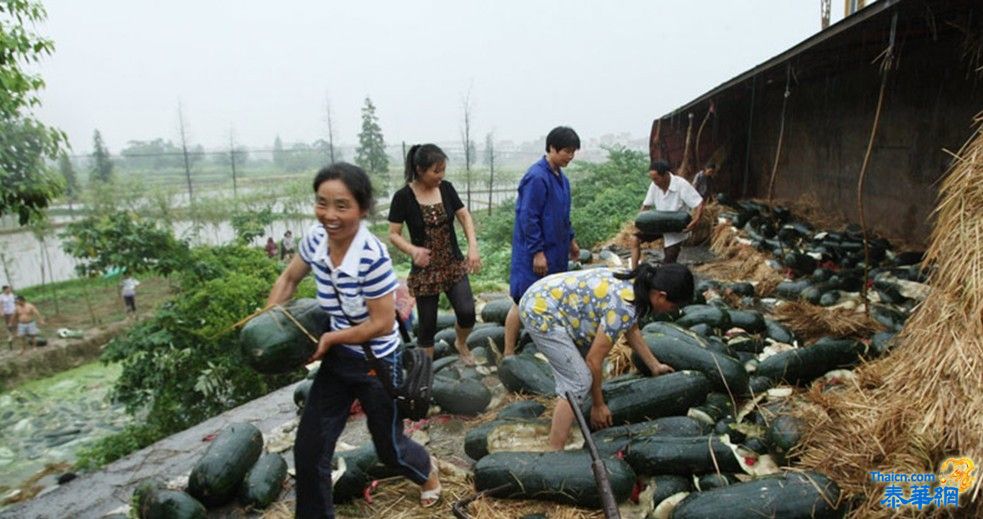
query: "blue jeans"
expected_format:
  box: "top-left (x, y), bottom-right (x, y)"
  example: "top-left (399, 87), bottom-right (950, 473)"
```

top-left (294, 347), bottom-right (431, 518)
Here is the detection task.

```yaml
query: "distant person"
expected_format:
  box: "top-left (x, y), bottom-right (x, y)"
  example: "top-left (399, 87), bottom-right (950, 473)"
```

top-left (265, 237), bottom-right (278, 258)
top-left (14, 295), bottom-right (43, 353)
top-left (120, 275), bottom-right (140, 315)
top-left (503, 126), bottom-right (581, 357)
top-left (280, 230), bottom-right (296, 261)
top-left (388, 144), bottom-right (481, 365)
top-left (1, 285), bottom-right (15, 346)
top-left (691, 163), bottom-right (717, 201)
top-left (630, 160), bottom-right (704, 267)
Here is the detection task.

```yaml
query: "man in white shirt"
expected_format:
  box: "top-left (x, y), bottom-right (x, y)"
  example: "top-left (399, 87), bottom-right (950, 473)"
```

top-left (1, 285), bottom-right (15, 345)
top-left (630, 160), bottom-right (704, 267)
top-left (120, 275), bottom-right (140, 315)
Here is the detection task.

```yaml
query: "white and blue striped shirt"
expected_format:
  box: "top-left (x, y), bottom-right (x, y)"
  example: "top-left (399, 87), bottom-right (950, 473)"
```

top-left (298, 221), bottom-right (400, 358)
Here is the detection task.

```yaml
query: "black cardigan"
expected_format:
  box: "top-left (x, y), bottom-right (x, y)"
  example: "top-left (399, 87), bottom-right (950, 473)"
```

top-left (388, 181), bottom-right (466, 271)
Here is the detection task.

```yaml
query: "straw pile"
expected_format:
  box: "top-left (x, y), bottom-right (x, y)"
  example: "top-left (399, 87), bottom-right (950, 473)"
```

top-left (793, 118), bottom-right (983, 517)
top-left (772, 300), bottom-right (884, 343)
top-left (695, 220), bottom-right (785, 295)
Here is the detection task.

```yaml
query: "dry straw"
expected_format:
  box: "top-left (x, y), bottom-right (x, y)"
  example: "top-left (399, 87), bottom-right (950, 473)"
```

top-left (793, 117), bottom-right (983, 518)
top-left (772, 300), bottom-right (884, 343)
top-left (695, 220), bottom-right (785, 293)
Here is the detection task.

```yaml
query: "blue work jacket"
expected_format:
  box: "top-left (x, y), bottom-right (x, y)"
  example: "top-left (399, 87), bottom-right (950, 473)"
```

top-left (509, 157), bottom-right (574, 301)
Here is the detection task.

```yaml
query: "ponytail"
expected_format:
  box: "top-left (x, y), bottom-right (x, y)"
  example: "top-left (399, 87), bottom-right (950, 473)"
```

top-left (403, 143), bottom-right (448, 184)
top-left (614, 263), bottom-right (694, 318)
top-left (404, 144), bottom-right (422, 184)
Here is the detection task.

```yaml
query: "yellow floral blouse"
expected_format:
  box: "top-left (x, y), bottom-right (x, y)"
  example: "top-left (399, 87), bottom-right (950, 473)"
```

top-left (518, 268), bottom-right (637, 350)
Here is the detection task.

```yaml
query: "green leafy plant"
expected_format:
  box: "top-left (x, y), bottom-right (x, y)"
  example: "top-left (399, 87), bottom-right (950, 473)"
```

top-left (95, 245), bottom-right (300, 454)
top-left (0, 0), bottom-right (66, 225)
top-left (61, 211), bottom-right (191, 277)
top-left (230, 206), bottom-right (274, 245)
top-left (568, 146), bottom-right (650, 248)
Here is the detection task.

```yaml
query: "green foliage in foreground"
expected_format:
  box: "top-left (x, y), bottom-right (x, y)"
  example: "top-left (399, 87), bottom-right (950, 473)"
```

top-left (0, 0), bottom-right (67, 225)
top-left (569, 146), bottom-right (650, 248)
top-left (77, 245), bottom-right (303, 469)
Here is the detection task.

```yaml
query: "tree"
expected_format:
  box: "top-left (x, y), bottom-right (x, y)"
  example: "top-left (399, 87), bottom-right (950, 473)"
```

top-left (0, 1), bottom-right (66, 225)
top-left (61, 211), bottom-right (191, 278)
top-left (230, 206), bottom-right (274, 245)
top-left (461, 90), bottom-right (475, 210)
top-left (485, 132), bottom-right (496, 215)
top-left (354, 97), bottom-right (389, 186)
top-left (177, 104), bottom-right (194, 207)
top-left (272, 135), bottom-right (285, 169)
top-left (120, 138), bottom-right (184, 170)
top-left (90, 130), bottom-right (114, 183)
top-left (58, 152), bottom-right (79, 206)
top-left (323, 94), bottom-right (338, 163)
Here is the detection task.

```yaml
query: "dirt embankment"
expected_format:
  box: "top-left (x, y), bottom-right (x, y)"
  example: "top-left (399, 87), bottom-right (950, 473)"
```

top-left (0, 322), bottom-right (130, 391)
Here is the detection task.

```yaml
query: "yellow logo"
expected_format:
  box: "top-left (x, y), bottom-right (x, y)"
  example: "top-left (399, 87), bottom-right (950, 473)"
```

top-left (938, 457), bottom-right (976, 494)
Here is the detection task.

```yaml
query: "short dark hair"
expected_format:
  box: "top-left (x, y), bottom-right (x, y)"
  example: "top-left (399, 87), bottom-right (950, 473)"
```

top-left (545, 126), bottom-right (581, 153)
top-left (15, 295), bottom-right (25, 302)
top-left (2, 285), bottom-right (8, 290)
top-left (312, 162), bottom-right (375, 213)
top-left (404, 144), bottom-right (448, 184)
top-left (705, 163), bottom-right (717, 170)
top-left (614, 263), bottom-right (694, 318)
top-left (650, 159), bottom-right (671, 174)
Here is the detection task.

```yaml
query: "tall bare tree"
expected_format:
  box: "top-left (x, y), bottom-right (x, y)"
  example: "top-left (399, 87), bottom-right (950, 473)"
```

top-left (229, 128), bottom-right (239, 201)
top-left (485, 132), bottom-right (496, 215)
top-left (177, 102), bottom-right (194, 210)
top-left (461, 88), bottom-right (475, 211)
top-left (324, 93), bottom-right (337, 164)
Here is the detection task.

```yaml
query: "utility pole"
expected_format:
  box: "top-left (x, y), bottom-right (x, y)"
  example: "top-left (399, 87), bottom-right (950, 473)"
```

top-left (821, 0), bottom-right (831, 29)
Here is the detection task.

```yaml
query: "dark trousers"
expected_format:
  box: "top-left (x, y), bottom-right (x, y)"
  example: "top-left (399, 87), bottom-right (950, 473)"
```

top-left (294, 347), bottom-right (431, 519)
top-left (662, 243), bottom-right (681, 264)
top-left (415, 275), bottom-right (476, 348)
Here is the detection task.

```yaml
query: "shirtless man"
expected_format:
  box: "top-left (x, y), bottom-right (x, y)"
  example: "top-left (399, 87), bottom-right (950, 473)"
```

top-left (14, 296), bottom-right (44, 353)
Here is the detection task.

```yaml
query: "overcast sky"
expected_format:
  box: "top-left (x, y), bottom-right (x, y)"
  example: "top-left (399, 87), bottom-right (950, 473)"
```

top-left (34, 1), bottom-right (857, 154)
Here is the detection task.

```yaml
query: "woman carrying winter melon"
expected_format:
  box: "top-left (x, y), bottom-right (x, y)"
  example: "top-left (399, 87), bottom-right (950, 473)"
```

top-left (517, 263), bottom-right (693, 449)
top-left (266, 163), bottom-right (442, 517)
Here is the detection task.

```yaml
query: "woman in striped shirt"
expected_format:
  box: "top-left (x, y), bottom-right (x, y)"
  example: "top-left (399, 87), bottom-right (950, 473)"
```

top-left (266, 163), bottom-right (441, 517)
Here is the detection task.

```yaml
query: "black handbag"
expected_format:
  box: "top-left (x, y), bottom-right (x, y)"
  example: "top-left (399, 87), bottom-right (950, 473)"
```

top-left (340, 302), bottom-right (433, 421)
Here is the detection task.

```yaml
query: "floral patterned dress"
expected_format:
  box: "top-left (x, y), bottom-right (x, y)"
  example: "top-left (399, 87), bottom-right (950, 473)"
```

top-left (407, 203), bottom-right (468, 297)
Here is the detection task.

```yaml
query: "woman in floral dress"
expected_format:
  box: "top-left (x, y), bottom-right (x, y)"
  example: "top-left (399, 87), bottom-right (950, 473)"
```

top-left (388, 144), bottom-right (481, 364)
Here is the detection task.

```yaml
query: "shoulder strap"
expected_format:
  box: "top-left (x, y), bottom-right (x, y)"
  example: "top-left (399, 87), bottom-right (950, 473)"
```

top-left (334, 287), bottom-right (403, 395)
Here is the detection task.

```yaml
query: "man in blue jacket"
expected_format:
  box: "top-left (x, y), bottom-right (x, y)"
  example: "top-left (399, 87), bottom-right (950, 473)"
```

top-left (503, 126), bottom-right (581, 356)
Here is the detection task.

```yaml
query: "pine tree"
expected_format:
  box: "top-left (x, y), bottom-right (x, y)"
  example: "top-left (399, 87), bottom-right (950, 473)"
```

top-left (90, 130), bottom-right (114, 183)
top-left (58, 153), bottom-right (79, 200)
top-left (354, 97), bottom-right (389, 186)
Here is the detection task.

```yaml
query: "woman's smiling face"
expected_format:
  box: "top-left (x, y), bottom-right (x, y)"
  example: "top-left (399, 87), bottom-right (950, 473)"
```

top-left (314, 179), bottom-right (365, 242)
